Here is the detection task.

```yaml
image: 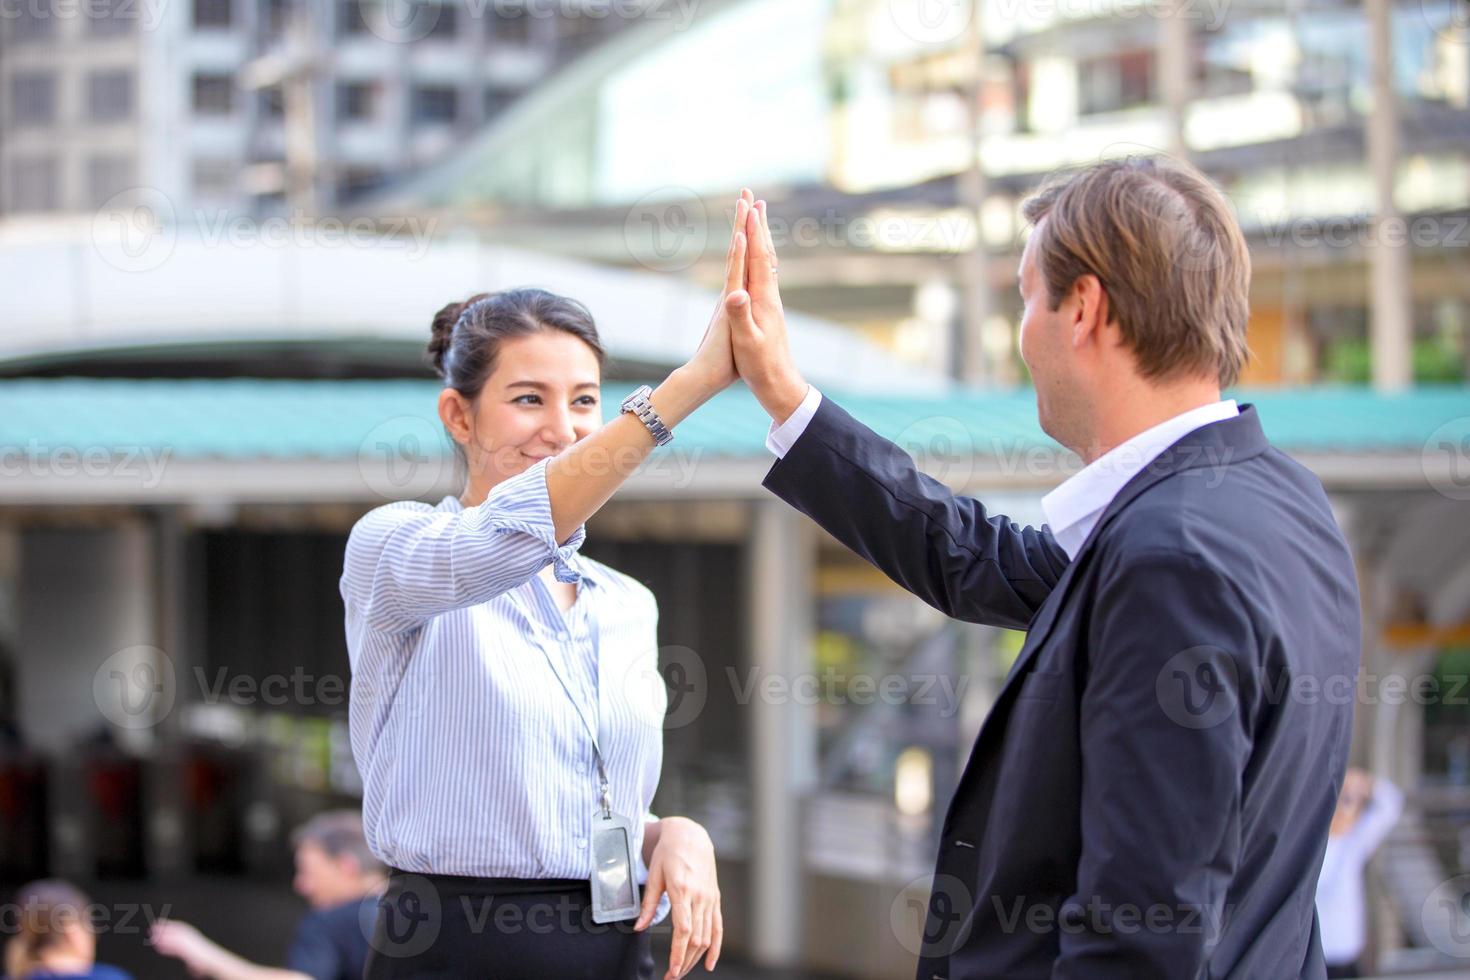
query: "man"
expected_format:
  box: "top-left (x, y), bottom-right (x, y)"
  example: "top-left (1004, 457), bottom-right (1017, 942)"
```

top-left (724, 159), bottom-right (1361, 977)
top-left (151, 810), bottom-right (384, 980)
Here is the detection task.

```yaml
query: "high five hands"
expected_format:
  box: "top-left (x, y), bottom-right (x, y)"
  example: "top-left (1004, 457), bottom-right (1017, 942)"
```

top-left (684, 189), bottom-right (810, 424)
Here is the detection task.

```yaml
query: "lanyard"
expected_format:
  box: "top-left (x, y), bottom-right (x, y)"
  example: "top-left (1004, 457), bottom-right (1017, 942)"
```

top-left (514, 580), bottom-right (614, 819)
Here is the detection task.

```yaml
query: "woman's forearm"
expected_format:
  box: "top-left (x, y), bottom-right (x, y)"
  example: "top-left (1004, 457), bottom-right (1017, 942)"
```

top-left (546, 367), bottom-right (718, 544)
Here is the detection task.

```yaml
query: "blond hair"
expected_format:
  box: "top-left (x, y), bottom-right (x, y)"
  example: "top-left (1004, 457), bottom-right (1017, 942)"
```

top-left (1021, 156), bottom-right (1251, 388)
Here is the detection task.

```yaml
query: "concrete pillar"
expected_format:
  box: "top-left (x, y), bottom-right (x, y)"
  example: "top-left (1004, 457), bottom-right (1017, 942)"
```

top-left (16, 522), bottom-right (159, 752)
top-left (1367, 0), bottom-right (1413, 392)
top-left (1157, 0), bottom-right (1193, 161)
top-left (746, 500), bottom-right (816, 967)
top-left (958, 0), bottom-right (999, 386)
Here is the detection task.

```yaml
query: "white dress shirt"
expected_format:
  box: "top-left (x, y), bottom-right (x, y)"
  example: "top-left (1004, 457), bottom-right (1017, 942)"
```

top-left (1038, 399), bottom-right (1239, 558)
top-left (340, 458), bottom-right (669, 923)
top-left (768, 387), bottom-right (1239, 561)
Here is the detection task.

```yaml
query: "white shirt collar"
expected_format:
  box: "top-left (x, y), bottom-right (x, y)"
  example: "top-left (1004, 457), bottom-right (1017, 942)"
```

top-left (1040, 400), bottom-right (1240, 560)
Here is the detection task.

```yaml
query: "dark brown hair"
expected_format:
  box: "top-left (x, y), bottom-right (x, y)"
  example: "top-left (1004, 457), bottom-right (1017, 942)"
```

top-left (5, 880), bottom-right (93, 979)
top-left (427, 288), bottom-right (606, 399)
top-left (291, 809), bottom-right (383, 876)
top-left (1021, 156), bottom-right (1251, 388)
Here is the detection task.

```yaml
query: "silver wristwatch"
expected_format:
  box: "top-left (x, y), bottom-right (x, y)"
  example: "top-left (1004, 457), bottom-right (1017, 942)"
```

top-left (620, 384), bottom-right (673, 447)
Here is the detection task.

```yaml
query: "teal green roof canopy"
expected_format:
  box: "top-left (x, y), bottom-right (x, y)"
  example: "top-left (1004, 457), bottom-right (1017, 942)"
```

top-left (1, 378), bottom-right (1467, 461)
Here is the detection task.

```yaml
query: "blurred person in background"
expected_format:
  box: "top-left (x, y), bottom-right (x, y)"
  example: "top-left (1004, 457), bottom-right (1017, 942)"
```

top-left (723, 162), bottom-right (1361, 979)
top-left (1315, 769), bottom-right (1404, 978)
top-left (149, 810), bottom-right (384, 980)
top-left (3, 880), bottom-right (134, 980)
top-left (338, 194), bottom-right (763, 980)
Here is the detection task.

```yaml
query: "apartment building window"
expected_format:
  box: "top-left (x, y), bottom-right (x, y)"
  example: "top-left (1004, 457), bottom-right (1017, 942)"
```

top-left (87, 70), bottom-right (135, 122)
top-left (483, 84), bottom-right (519, 122)
top-left (86, 155), bottom-right (136, 208)
top-left (553, 12), bottom-right (604, 58)
top-left (339, 0), bottom-right (372, 37)
top-left (258, 85), bottom-right (286, 119)
top-left (1078, 50), bottom-right (1155, 115)
top-left (422, 2), bottom-right (457, 40)
top-left (192, 72), bottom-right (235, 115)
top-left (87, 0), bottom-right (134, 37)
top-left (10, 0), bottom-right (55, 42)
top-left (192, 158), bottom-right (236, 198)
top-left (490, 5), bottom-right (530, 45)
top-left (261, 0), bottom-right (290, 41)
top-left (336, 81), bottom-right (377, 123)
top-left (336, 165), bottom-right (384, 203)
top-left (11, 73), bottom-right (57, 127)
top-left (411, 85), bottom-right (458, 125)
top-left (8, 157), bottom-right (60, 212)
top-left (193, 0), bottom-right (232, 29)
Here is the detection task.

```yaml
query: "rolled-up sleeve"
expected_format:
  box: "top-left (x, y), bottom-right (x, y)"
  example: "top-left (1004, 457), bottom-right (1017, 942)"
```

top-left (341, 458), bottom-right (586, 634)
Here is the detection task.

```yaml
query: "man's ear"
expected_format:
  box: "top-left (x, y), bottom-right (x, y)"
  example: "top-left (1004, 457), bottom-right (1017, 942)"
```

top-left (1070, 274), bottom-right (1109, 348)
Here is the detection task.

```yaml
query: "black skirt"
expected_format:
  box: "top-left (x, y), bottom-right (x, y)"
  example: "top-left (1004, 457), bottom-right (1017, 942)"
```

top-left (362, 868), bottom-right (655, 980)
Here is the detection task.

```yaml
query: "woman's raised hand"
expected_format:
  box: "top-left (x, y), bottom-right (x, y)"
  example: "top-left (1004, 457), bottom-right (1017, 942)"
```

top-left (682, 190), bottom-right (756, 397)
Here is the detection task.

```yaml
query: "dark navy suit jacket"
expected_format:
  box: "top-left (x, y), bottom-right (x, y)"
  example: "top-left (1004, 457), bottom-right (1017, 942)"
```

top-left (763, 398), bottom-right (1361, 980)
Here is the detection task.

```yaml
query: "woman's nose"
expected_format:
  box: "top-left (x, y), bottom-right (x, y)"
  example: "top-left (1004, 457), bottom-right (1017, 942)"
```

top-left (543, 406), bottom-right (577, 446)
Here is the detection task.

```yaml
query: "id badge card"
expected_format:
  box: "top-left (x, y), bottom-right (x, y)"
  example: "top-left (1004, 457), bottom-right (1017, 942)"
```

top-left (589, 808), bottom-right (641, 924)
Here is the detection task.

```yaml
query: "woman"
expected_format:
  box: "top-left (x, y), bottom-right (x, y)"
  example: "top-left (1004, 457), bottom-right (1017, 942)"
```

top-left (4, 880), bottom-right (134, 980)
top-left (1315, 769), bottom-right (1403, 978)
top-left (343, 192), bottom-right (766, 979)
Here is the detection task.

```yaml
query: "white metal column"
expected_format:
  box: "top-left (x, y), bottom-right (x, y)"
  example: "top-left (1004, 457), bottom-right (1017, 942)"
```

top-left (746, 499), bottom-right (817, 967)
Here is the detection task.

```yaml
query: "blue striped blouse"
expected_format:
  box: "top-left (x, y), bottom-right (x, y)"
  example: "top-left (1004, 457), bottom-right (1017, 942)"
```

top-left (340, 459), bottom-right (669, 906)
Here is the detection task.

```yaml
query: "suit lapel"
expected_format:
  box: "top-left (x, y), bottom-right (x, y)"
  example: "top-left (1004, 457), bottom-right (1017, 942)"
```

top-left (978, 405), bottom-right (1271, 728)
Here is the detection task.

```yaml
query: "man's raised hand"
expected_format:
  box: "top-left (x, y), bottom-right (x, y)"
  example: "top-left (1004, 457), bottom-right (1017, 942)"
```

top-left (724, 197), bottom-right (808, 423)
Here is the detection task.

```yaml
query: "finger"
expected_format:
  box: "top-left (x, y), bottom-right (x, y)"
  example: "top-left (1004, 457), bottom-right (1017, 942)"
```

top-left (745, 204), bottom-right (775, 296)
top-left (723, 198), bottom-right (748, 286)
top-left (667, 901), bottom-right (693, 980)
top-left (724, 225), bottom-right (747, 297)
top-left (707, 898), bottom-right (724, 971)
top-left (688, 903), bottom-right (713, 976)
top-left (755, 201), bottom-right (782, 304)
top-left (635, 865), bottom-right (664, 931)
top-left (724, 290), bottom-right (759, 342)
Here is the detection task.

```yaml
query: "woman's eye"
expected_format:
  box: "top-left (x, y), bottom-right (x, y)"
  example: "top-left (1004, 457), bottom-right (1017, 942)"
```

top-left (575, 397), bottom-right (599, 407)
top-left (513, 394), bottom-right (541, 405)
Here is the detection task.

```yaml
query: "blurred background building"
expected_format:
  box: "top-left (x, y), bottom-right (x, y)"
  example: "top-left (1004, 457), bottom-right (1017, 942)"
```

top-left (1, 0), bottom-right (1469, 977)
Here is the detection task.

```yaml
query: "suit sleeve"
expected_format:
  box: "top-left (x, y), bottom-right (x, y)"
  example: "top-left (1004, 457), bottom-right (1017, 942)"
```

top-left (761, 397), bottom-right (1070, 630)
top-left (1055, 550), bottom-right (1255, 979)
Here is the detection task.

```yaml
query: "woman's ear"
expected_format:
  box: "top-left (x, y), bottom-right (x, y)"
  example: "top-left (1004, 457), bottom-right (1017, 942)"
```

top-left (438, 388), bottom-right (471, 447)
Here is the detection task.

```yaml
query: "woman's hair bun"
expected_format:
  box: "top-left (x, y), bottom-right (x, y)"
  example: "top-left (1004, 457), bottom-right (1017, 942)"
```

top-left (426, 293), bottom-right (489, 378)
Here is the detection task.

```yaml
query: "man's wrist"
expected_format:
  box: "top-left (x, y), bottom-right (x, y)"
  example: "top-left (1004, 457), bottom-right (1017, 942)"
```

top-left (756, 370), bottom-right (808, 426)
